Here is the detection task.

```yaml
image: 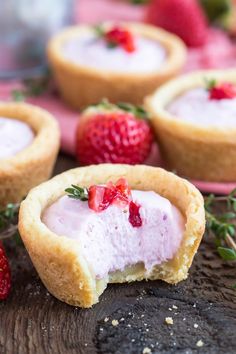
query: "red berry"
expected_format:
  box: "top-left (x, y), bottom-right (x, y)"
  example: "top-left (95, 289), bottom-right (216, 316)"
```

top-left (88, 178), bottom-right (131, 212)
top-left (76, 112), bottom-right (153, 166)
top-left (88, 178), bottom-right (142, 228)
top-left (209, 82), bottom-right (236, 100)
top-left (129, 201), bottom-right (142, 228)
top-left (0, 242), bottom-right (11, 300)
top-left (146, 0), bottom-right (209, 47)
top-left (105, 26), bottom-right (136, 53)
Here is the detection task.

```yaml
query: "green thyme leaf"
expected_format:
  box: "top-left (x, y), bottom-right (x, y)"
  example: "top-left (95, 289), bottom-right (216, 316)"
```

top-left (94, 25), bottom-right (105, 37)
top-left (65, 185), bottom-right (89, 201)
top-left (107, 42), bottom-right (118, 49)
top-left (0, 203), bottom-right (19, 239)
top-left (217, 247), bottom-right (236, 261)
top-left (11, 89), bottom-right (26, 102)
top-left (11, 72), bottom-right (51, 102)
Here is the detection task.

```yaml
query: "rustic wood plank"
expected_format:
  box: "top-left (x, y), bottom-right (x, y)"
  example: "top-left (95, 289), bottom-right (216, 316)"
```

top-left (0, 154), bottom-right (235, 354)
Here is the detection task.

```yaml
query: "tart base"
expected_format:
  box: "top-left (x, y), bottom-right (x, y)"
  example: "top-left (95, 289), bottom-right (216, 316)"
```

top-left (0, 102), bottom-right (60, 208)
top-left (146, 69), bottom-right (236, 182)
top-left (48, 23), bottom-right (186, 109)
top-left (19, 164), bottom-right (205, 308)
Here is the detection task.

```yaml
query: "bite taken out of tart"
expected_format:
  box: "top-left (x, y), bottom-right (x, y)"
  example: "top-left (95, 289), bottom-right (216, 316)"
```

top-left (146, 69), bottom-right (236, 182)
top-left (19, 164), bottom-right (205, 308)
top-left (47, 22), bottom-right (186, 109)
top-left (0, 102), bottom-right (60, 208)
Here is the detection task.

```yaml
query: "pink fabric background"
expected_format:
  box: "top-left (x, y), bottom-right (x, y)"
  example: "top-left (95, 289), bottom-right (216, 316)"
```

top-left (1, 0), bottom-right (236, 194)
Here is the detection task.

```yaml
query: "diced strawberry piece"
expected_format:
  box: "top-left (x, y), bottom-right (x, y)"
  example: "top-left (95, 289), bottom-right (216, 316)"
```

top-left (129, 201), bottom-right (142, 228)
top-left (209, 82), bottom-right (236, 100)
top-left (105, 26), bottom-right (136, 53)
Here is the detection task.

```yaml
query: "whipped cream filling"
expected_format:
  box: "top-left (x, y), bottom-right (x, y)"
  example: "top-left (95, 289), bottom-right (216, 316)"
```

top-left (167, 87), bottom-right (236, 128)
top-left (42, 190), bottom-right (185, 279)
top-left (0, 117), bottom-right (34, 159)
top-left (62, 34), bottom-right (166, 73)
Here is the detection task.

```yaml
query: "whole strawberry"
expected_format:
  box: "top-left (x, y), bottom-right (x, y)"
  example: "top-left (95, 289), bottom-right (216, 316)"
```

top-left (146, 0), bottom-right (209, 47)
top-left (0, 242), bottom-right (11, 300)
top-left (76, 101), bottom-right (153, 165)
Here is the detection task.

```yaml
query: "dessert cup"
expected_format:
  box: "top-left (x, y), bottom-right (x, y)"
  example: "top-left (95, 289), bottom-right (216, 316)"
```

top-left (19, 164), bottom-right (205, 307)
top-left (0, 102), bottom-right (60, 208)
top-left (146, 69), bottom-right (236, 182)
top-left (47, 22), bottom-right (186, 109)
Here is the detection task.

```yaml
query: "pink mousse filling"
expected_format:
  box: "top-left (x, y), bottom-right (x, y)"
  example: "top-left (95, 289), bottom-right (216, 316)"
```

top-left (167, 88), bottom-right (236, 128)
top-left (0, 116), bottom-right (34, 159)
top-left (42, 190), bottom-right (185, 279)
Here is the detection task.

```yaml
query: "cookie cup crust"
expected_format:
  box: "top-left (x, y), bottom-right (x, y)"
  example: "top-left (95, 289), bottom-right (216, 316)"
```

top-left (19, 164), bottom-right (205, 308)
top-left (0, 102), bottom-right (60, 208)
top-left (47, 22), bottom-right (186, 109)
top-left (146, 69), bottom-right (236, 182)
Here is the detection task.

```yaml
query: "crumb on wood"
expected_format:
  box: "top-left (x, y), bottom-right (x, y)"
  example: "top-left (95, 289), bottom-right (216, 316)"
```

top-left (104, 317), bottom-right (109, 322)
top-left (143, 347), bottom-right (151, 354)
top-left (111, 319), bottom-right (119, 327)
top-left (196, 340), bottom-right (204, 347)
top-left (172, 305), bottom-right (178, 309)
top-left (165, 317), bottom-right (174, 325)
top-left (194, 323), bottom-right (199, 328)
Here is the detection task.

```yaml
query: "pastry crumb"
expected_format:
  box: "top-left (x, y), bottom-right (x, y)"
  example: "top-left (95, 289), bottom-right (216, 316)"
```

top-left (143, 347), bottom-right (151, 354)
top-left (120, 317), bottom-right (125, 322)
top-left (168, 308), bottom-right (172, 311)
top-left (165, 317), bottom-right (173, 325)
top-left (111, 319), bottom-right (119, 327)
top-left (104, 317), bottom-right (109, 322)
top-left (194, 323), bottom-right (199, 328)
top-left (172, 305), bottom-right (178, 309)
top-left (196, 340), bottom-right (204, 347)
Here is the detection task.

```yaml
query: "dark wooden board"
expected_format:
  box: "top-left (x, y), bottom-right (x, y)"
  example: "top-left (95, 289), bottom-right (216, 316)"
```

top-left (0, 154), bottom-right (236, 354)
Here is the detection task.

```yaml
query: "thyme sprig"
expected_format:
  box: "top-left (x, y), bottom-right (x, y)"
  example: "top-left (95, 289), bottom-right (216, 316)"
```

top-left (11, 72), bottom-right (51, 102)
top-left (65, 185), bottom-right (89, 201)
top-left (0, 203), bottom-right (19, 239)
top-left (205, 189), bottom-right (236, 261)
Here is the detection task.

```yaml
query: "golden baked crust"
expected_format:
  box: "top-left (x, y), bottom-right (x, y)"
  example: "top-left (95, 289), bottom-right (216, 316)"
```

top-left (0, 102), bottom-right (60, 208)
top-left (19, 164), bottom-right (205, 308)
top-left (47, 22), bottom-right (186, 109)
top-left (146, 69), bottom-right (236, 182)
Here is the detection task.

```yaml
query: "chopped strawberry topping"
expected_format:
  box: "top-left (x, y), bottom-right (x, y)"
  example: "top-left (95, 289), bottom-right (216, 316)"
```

top-left (88, 185), bottom-right (114, 212)
top-left (105, 26), bottom-right (136, 53)
top-left (129, 201), bottom-right (142, 228)
top-left (88, 178), bottom-right (142, 227)
top-left (209, 82), bottom-right (236, 100)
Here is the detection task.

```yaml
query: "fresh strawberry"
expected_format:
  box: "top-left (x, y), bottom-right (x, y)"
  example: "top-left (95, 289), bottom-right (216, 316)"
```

top-left (207, 80), bottom-right (236, 100)
top-left (0, 242), bottom-right (11, 300)
top-left (76, 101), bottom-right (153, 166)
top-left (105, 26), bottom-right (136, 53)
top-left (146, 0), bottom-right (209, 47)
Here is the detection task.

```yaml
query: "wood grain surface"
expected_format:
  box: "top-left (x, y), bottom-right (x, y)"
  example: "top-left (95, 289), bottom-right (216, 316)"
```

top-left (0, 154), bottom-right (235, 354)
